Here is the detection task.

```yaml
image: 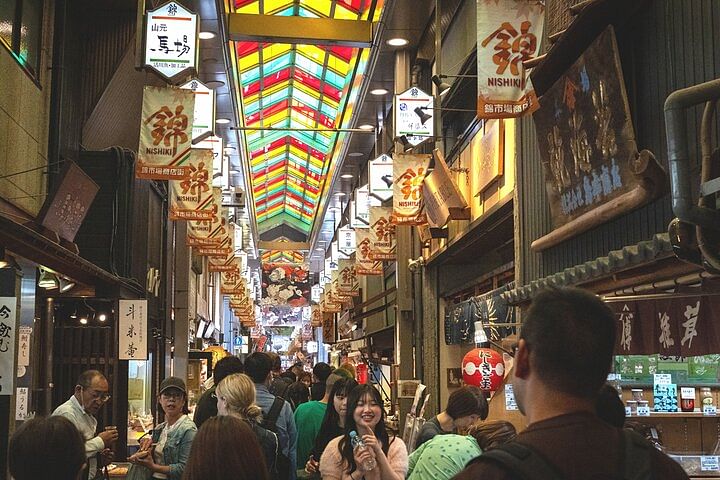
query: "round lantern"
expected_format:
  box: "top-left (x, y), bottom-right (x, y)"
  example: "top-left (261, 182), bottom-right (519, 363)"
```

top-left (462, 348), bottom-right (505, 392)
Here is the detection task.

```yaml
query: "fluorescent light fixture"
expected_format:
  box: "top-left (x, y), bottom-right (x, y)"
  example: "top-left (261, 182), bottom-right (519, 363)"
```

top-left (370, 88), bottom-right (388, 96)
top-left (79, 317), bottom-right (88, 325)
top-left (199, 31), bottom-right (216, 39)
top-left (215, 118), bottom-right (231, 125)
top-left (206, 80), bottom-right (225, 89)
top-left (59, 277), bottom-right (76, 293)
top-left (38, 268), bottom-right (59, 289)
top-left (348, 152), bottom-right (364, 157)
top-left (386, 38), bottom-right (409, 47)
top-left (358, 124), bottom-right (374, 131)
top-left (341, 173), bottom-right (354, 179)
top-left (334, 192), bottom-right (346, 197)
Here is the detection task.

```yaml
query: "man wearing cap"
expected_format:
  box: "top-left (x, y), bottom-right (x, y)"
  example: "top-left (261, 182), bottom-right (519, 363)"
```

top-left (52, 370), bottom-right (118, 480)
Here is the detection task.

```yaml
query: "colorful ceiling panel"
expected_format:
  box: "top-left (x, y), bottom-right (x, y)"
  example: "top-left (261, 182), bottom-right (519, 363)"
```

top-left (230, 0), bottom-right (384, 239)
top-left (261, 250), bottom-right (306, 264)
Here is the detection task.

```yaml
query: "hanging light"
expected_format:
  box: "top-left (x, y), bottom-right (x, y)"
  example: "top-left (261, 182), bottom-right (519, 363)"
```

top-left (97, 313), bottom-right (107, 322)
top-left (59, 277), bottom-right (76, 293)
top-left (79, 316), bottom-right (88, 325)
top-left (413, 107), bottom-right (432, 126)
top-left (432, 75), bottom-right (452, 96)
top-left (38, 268), bottom-right (59, 289)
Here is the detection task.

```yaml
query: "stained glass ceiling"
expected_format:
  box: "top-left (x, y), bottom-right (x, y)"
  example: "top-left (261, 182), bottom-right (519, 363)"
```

top-left (230, 0), bottom-right (384, 240)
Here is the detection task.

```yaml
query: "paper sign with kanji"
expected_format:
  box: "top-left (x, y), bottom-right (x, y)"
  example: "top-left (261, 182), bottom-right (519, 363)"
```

top-left (355, 228), bottom-right (383, 275)
top-left (369, 206), bottom-right (396, 260)
top-left (187, 188), bottom-right (226, 246)
top-left (337, 259), bottom-right (360, 297)
top-left (137, 86), bottom-right (195, 180)
top-left (0, 297), bottom-right (16, 395)
top-left (144, 2), bottom-right (199, 83)
top-left (476, 0), bottom-right (544, 119)
top-left (119, 300), bottom-right (147, 360)
top-left (393, 153), bottom-right (430, 225)
top-left (170, 149), bottom-right (214, 220)
top-left (181, 79), bottom-right (215, 141)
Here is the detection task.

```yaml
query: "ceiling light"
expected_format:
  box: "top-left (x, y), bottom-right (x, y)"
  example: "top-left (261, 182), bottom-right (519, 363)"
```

top-left (334, 192), bottom-right (346, 197)
top-left (0, 246), bottom-right (6, 268)
top-left (215, 118), bottom-right (231, 125)
top-left (199, 31), bottom-right (216, 40)
top-left (224, 146), bottom-right (236, 153)
top-left (414, 107), bottom-right (432, 125)
top-left (98, 313), bottom-right (107, 322)
top-left (341, 173), bottom-right (354, 179)
top-left (358, 124), bottom-right (374, 131)
top-left (432, 75), bottom-right (451, 96)
top-left (38, 268), bottom-right (59, 289)
top-left (79, 317), bottom-right (88, 325)
top-left (206, 80), bottom-right (225, 89)
top-left (386, 38), bottom-right (409, 47)
top-left (329, 207), bottom-right (340, 212)
top-left (59, 277), bottom-right (76, 293)
top-left (348, 152), bottom-right (364, 157)
top-left (230, 169), bottom-right (241, 174)
top-left (70, 309), bottom-right (77, 320)
top-left (370, 88), bottom-right (388, 96)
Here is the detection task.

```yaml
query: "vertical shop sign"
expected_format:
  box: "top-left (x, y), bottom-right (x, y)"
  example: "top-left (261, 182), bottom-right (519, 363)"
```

top-left (181, 79), bottom-right (215, 141)
top-left (423, 149), bottom-right (470, 227)
top-left (393, 153), bottom-right (431, 225)
top-left (476, 0), bottom-right (544, 119)
top-left (15, 387), bottom-right (28, 420)
top-left (369, 207), bottom-right (396, 260)
top-left (354, 184), bottom-right (381, 226)
top-left (187, 188), bottom-right (226, 246)
top-left (137, 86), bottom-right (195, 180)
top-left (368, 156), bottom-right (394, 201)
top-left (169, 150), bottom-right (214, 220)
top-left (394, 87), bottom-right (434, 146)
top-left (355, 228), bottom-right (383, 275)
top-left (0, 297), bottom-right (16, 395)
top-left (144, 2), bottom-right (199, 83)
top-left (119, 300), bottom-right (148, 360)
top-left (338, 227), bottom-right (356, 256)
top-left (337, 259), bottom-right (360, 297)
top-left (17, 326), bottom-right (31, 367)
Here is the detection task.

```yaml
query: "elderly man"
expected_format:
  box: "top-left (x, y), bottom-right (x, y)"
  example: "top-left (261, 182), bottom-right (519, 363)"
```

top-left (53, 370), bottom-right (118, 480)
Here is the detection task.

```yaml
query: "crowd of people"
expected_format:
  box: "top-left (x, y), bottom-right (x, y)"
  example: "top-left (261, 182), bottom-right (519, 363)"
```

top-left (7, 287), bottom-right (691, 479)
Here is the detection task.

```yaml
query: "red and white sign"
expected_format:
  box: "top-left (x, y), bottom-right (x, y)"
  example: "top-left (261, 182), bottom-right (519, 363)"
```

top-left (144, 2), bottom-right (199, 83)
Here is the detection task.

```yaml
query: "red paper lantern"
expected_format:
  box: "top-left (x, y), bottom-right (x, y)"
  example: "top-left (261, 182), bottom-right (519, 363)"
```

top-left (462, 348), bottom-right (505, 391)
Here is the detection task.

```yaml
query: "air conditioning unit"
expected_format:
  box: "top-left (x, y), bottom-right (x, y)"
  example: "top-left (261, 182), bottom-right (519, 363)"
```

top-left (223, 187), bottom-right (245, 208)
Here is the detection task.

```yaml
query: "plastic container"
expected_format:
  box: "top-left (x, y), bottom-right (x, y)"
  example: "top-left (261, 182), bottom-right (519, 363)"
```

top-left (349, 430), bottom-right (376, 472)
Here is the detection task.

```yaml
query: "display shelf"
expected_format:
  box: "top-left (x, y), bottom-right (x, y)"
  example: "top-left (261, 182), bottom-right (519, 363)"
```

top-left (627, 411), bottom-right (717, 418)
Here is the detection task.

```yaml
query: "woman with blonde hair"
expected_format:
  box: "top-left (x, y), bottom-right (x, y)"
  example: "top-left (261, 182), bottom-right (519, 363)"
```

top-left (215, 373), bottom-right (278, 477)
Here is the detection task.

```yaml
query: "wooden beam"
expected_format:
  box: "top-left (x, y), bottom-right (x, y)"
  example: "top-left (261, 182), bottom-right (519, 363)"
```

top-left (228, 14), bottom-right (374, 48)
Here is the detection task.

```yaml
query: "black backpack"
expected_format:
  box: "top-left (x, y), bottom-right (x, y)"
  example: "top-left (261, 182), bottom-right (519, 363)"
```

top-left (473, 429), bottom-right (653, 480)
top-left (262, 396), bottom-right (292, 480)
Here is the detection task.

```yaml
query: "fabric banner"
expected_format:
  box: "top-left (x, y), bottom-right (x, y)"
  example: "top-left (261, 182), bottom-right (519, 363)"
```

top-left (476, 0), bottom-right (544, 119)
top-left (369, 206), bottom-right (396, 260)
top-left (393, 153), bottom-right (430, 225)
top-left (198, 234), bottom-right (233, 258)
top-left (338, 227), bottom-right (356, 256)
top-left (261, 263), bottom-right (311, 307)
top-left (355, 228), bottom-right (383, 275)
top-left (311, 305), bottom-right (323, 327)
top-left (337, 259), bottom-right (360, 297)
top-left (423, 149), bottom-right (470, 227)
top-left (187, 188), bottom-right (225, 246)
top-left (169, 149), bottom-right (214, 221)
top-left (608, 290), bottom-right (720, 357)
top-left (221, 267), bottom-right (245, 295)
top-left (137, 86), bottom-right (195, 179)
top-left (322, 311), bottom-right (335, 341)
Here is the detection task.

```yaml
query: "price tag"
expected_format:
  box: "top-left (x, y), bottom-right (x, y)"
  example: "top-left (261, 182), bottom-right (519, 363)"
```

top-left (701, 456), bottom-right (719, 471)
top-left (637, 405), bottom-right (651, 416)
top-left (703, 405), bottom-right (718, 416)
top-left (654, 373), bottom-right (672, 385)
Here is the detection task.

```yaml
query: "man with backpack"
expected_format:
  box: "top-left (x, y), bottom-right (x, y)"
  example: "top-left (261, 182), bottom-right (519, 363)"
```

top-left (246, 352), bottom-right (298, 480)
top-left (453, 287), bottom-right (688, 480)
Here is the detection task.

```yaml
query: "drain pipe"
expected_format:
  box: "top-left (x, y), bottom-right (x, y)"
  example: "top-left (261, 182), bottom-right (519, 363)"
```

top-left (664, 78), bottom-right (720, 229)
top-left (697, 99), bottom-right (720, 272)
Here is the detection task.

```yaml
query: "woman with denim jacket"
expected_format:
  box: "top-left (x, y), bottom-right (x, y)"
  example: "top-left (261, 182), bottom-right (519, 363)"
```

top-left (132, 377), bottom-right (197, 480)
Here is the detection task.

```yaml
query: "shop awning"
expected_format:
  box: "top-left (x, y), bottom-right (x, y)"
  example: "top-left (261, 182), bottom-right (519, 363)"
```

top-left (0, 214), bottom-right (143, 297)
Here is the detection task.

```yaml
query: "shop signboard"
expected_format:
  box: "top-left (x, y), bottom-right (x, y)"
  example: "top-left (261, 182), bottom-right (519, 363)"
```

top-left (169, 149), bottom-right (214, 220)
top-left (369, 207), bottom-right (396, 260)
top-left (394, 87), bottom-right (433, 146)
top-left (533, 27), bottom-right (642, 233)
top-left (137, 86), bottom-right (195, 180)
top-left (15, 387), bottom-right (28, 420)
top-left (476, 0), bottom-right (544, 119)
top-left (0, 297), bottom-right (16, 395)
top-left (423, 149), bottom-right (470, 227)
top-left (355, 228), bottom-right (383, 275)
top-left (144, 1), bottom-right (199, 83)
top-left (337, 259), bottom-right (360, 297)
top-left (311, 284), bottom-right (323, 304)
top-left (368, 156), bottom-right (394, 201)
top-left (311, 305), bottom-right (323, 327)
top-left (119, 300), bottom-right (148, 360)
top-left (17, 326), bottom-right (31, 368)
top-left (181, 79), bottom-right (215, 141)
top-left (198, 232), bottom-right (233, 257)
top-left (322, 311), bottom-right (335, 342)
top-left (338, 227), bottom-right (356, 256)
top-left (324, 256), bottom-right (338, 273)
top-left (393, 153), bottom-right (430, 225)
top-left (354, 184), bottom-right (382, 225)
top-left (261, 263), bottom-right (311, 307)
top-left (187, 188), bottom-right (226, 246)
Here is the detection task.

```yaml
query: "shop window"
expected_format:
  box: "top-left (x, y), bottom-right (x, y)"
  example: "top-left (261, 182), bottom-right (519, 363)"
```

top-left (0, 0), bottom-right (43, 80)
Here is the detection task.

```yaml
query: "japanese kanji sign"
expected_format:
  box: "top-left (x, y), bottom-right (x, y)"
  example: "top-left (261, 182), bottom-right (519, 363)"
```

top-left (354, 229), bottom-right (382, 275)
top-left (181, 79), bottom-right (215, 141)
top-left (17, 326), bottom-right (31, 367)
top-left (368, 155), bottom-right (394, 201)
top-left (137, 86), bottom-right (195, 180)
top-left (354, 184), bottom-right (381, 226)
top-left (0, 297), bottom-right (16, 395)
top-left (393, 153), bottom-right (431, 225)
top-left (337, 259), bottom-right (360, 297)
top-left (338, 227), bottom-right (356, 256)
top-left (169, 149), bottom-right (214, 221)
top-left (533, 27), bottom-right (641, 232)
top-left (119, 300), bottom-right (147, 360)
top-left (369, 207), bottom-right (396, 260)
top-left (394, 87), bottom-right (433, 146)
top-left (144, 1), bottom-right (199, 83)
top-left (476, 0), bottom-right (544, 119)
top-left (187, 188), bottom-right (226, 246)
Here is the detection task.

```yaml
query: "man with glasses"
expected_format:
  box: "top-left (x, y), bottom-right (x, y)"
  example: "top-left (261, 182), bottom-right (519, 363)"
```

top-left (53, 369), bottom-right (118, 479)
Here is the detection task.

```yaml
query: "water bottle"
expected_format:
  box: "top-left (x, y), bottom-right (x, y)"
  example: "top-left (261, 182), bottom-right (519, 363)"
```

top-left (349, 430), bottom-right (377, 472)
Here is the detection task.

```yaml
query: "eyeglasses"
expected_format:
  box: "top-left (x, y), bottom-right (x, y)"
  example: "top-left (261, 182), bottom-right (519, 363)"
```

top-left (81, 386), bottom-right (111, 403)
top-left (161, 390), bottom-right (184, 400)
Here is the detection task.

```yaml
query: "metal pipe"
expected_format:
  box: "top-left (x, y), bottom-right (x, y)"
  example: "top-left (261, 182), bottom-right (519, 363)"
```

top-left (664, 78), bottom-right (720, 228)
top-left (604, 270), bottom-right (717, 298)
top-left (230, 126), bottom-right (376, 133)
top-left (697, 100), bottom-right (720, 271)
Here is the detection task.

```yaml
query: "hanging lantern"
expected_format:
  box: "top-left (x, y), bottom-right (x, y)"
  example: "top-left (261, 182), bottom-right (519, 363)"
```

top-left (462, 323), bottom-right (504, 391)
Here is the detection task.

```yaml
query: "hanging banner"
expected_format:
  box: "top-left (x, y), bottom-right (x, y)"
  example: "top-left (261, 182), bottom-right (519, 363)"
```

top-left (198, 234), bottom-right (233, 258)
top-left (337, 259), bottom-right (360, 297)
top-left (368, 155), bottom-right (394, 201)
top-left (311, 305), bottom-right (323, 327)
top-left (322, 311), bottom-right (336, 342)
top-left (0, 297), bottom-right (17, 395)
top-left (321, 299), bottom-right (341, 314)
top-left (355, 229), bottom-right (383, 275)
top-left (325, 256), bottom-right (338, 273)
top-left (220, 264), bottom-right (244, 294)
top-left (338, 227), bottom-right (356, 256)
top-left (369, 206), bottom-right (396, 260)
top-left (393, 153), bottom-right (431, 225)
top-left (423, 148), bottom-right (470, 227)
top-left (208, 242), bottom-right (238, 272)
top-left (137, 86), bottom-right (195, 180)
top-left (476, 0), bottom-right (544, 119)
top-left (187, 188), bottom-right (226, 246)
top-left (261, 263), bottom-right (311, 307)
top-left (181, 79), bottom-right (215, 141)
top-left (169, 149), bottom-right (214, 220)
top-left (394, 86), bottom-right (434, 146)
top-left (144, 1), bottom-right (199, 83)
top-left (333, 240), bottom-right (349, 261)
top-left (119, 300), bottom-right (148, 360)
